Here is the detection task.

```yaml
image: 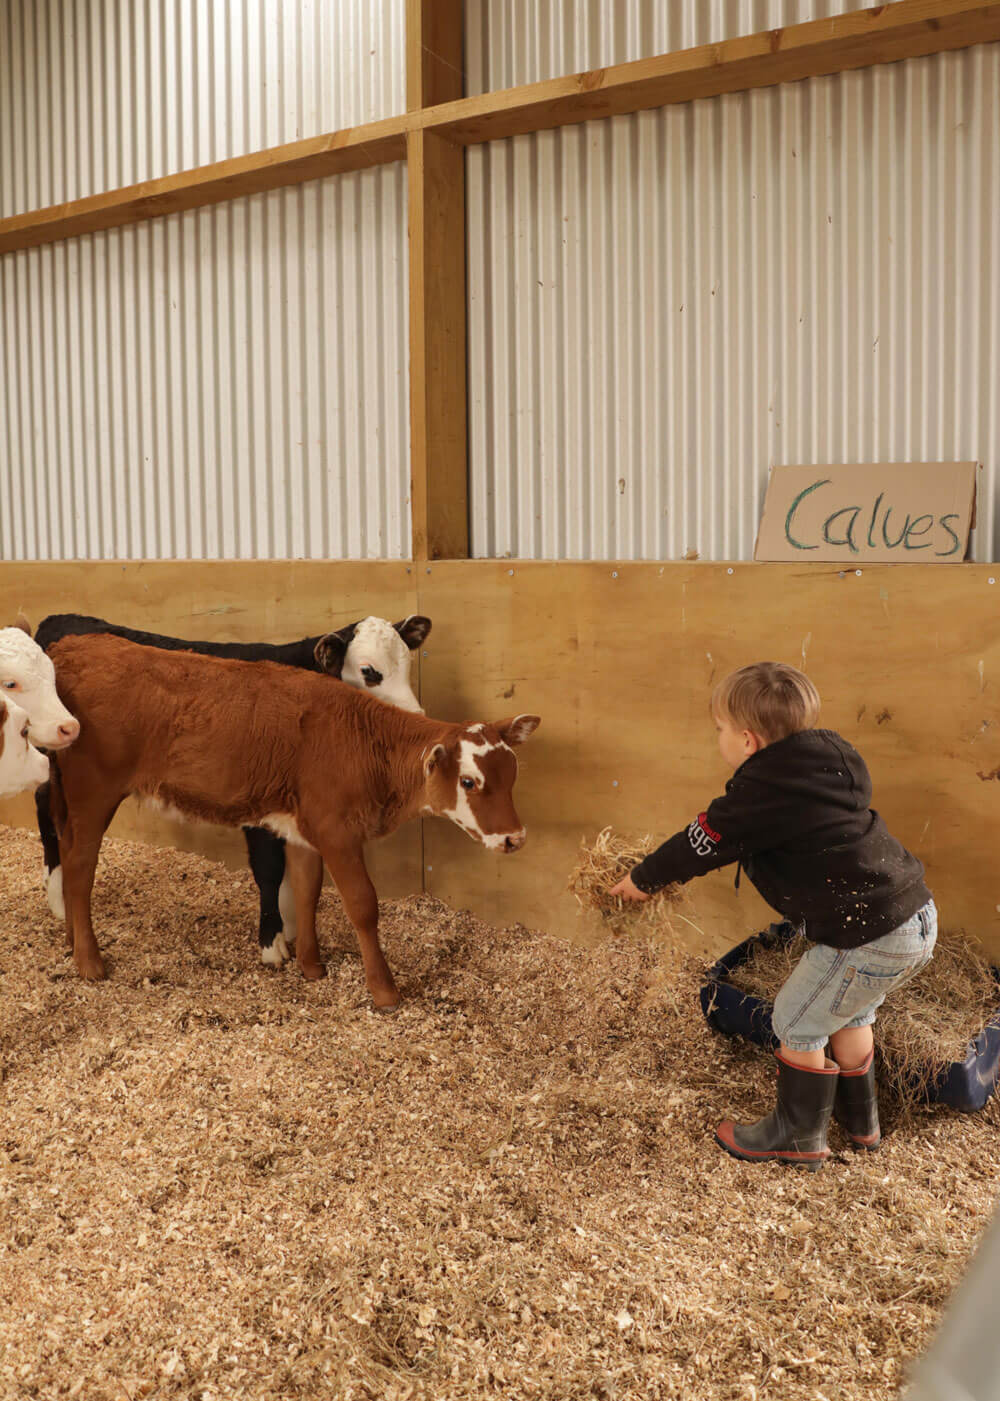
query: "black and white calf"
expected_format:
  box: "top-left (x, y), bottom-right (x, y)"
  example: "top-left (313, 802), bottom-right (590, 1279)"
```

top-left (33, 611), bottom-right (431, 963)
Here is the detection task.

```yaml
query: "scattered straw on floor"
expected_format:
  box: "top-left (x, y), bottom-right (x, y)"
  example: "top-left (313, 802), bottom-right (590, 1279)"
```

top-left (1, 822), bottom-right (999, 1401)
top-left (568, 827), bottom-right (694, 947)
top-left (725, 928), bottom-right (1000, 1113)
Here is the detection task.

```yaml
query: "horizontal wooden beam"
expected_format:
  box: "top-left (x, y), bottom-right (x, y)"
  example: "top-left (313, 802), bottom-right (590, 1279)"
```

top-left (431, 0), bottom-right (1000, 144)
top-left (0, 118), bottom-right (408, 254)
top-left (2, 0), bottom-right (999, 254)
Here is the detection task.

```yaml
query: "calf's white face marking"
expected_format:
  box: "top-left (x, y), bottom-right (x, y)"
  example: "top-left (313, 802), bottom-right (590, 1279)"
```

top-left (444, 732), bottom-right (524, 850)
top-left (425, 716), bottom-right (540, 852)
top-left (341, 617), bottom-right (424, 713)
top-left (0, 695), bottom-right (51, 799)
top-left (0, 627), bottom-right (80, 749)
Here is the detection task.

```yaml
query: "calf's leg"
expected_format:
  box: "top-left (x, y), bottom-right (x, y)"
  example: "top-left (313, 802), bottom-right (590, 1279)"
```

top-left (59, 795), bottom-right (122, 980)
top-left (283, 844), bottom-right (325, 981)
top-left (242, 826), bottom-right (290, 964)
top-left (35, 780), bottom-right (66, 920)
top-left (320, 841), bottom-right (399, 1010)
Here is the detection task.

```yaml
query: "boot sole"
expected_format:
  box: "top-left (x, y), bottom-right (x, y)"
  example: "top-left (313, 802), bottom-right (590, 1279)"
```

top-left (835, 1115), bottom-right (881, 1151)
top-left (715, 1127), bottom-right (828, 1171)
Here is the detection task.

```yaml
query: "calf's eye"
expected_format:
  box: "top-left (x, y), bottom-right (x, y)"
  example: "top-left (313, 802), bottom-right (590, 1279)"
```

top-left (20, 724), bottom-right (29, 739)
top-left (3, 681), bottom-right (17, 690)
top-left (460, 776), bottom-right (476, 792)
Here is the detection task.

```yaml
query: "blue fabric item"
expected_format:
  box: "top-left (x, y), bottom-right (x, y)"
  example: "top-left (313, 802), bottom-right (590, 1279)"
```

top-left (699, 923), bottom-right (1000, 1113)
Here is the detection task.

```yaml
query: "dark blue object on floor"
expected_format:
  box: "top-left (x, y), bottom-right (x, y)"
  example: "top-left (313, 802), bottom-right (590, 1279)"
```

top-left (699, 922), bottom-right (1000, 1113)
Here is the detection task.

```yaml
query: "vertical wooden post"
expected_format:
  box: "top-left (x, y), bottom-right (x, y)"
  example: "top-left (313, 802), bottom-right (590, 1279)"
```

top-left (406, 0), bottom-right (464, 112)
top-left (406, 1), bottom-right (468, 562)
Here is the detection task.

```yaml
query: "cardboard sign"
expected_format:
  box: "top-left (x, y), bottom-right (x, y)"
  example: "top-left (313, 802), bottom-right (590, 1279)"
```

top-left (754, 463), bottom-right (977, 563)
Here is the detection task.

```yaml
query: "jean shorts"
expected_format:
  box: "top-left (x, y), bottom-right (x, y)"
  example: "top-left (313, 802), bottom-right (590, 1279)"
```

top-left (771, 900), bottom-right (938, 1053)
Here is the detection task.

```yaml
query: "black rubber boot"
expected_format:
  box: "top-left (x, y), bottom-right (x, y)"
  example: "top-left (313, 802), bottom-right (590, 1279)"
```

top-left (833, 1049), bottom-right (881, 1150)
top-left (716, 1053), bottom-right (839, 1170)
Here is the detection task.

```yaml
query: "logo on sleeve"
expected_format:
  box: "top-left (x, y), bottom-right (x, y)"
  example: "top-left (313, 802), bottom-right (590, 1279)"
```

top-left (688, 811), bottom-right (721, 858)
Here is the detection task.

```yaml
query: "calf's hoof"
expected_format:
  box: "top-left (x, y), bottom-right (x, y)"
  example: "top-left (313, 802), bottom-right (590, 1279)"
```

top-left (260, 931), bottom-right (292, 967)
top-left (370, 985), bottom-right (401, 1012)
top-left (74, 952), bottom-right (107, 981)
top-left (298, 960), bottom-right (327, 981)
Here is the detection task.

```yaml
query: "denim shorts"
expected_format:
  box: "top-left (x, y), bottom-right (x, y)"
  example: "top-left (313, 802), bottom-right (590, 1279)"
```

top-left (771, 900), bottom-right (938, 1052)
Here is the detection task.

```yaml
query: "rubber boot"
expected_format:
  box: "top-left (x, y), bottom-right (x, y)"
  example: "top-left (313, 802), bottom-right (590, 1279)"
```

top-left (833, 1049), bottom-right (881, 1150)
top-left (715, 1053), bottom-right (839, 1170)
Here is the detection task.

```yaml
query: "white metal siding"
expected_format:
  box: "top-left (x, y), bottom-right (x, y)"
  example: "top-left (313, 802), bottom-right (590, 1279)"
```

top-left (0, 0), bottom-right (405, 219)
top-left (466, 0), bottom-right (861, 94)
top-left (467, 44), bottom-right (1000, 561)
top-left (0, 165), bottom-right (410, 560)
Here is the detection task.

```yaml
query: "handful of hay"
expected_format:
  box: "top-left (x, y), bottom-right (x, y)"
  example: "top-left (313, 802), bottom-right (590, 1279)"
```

top-left (568, 827), bottom-right (695, 944)
top-left (728, 928), bottom-right (1000, 1113)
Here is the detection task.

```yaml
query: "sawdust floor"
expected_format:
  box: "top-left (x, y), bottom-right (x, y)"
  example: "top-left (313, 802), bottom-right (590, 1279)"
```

top-left (0, 823), bottom-right (997, 1401)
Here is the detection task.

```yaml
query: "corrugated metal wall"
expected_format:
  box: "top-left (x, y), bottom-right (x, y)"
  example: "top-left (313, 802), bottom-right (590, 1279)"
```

top-left (466, 42), bottom-right (1000, 561)
top-left (0, 0), bottom-right (404, 218)
top-left (465, 0), bottom-right (861, 94)
top-left (5, 3), bottom-right (1000, 564)
top-left (0, 0), bottom-right (409, 562)
top-left (1, 169), bottom-right (409, 561)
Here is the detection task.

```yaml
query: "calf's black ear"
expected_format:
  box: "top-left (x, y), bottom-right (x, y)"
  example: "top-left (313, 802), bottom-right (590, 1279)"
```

top-left (314, 622), bottom-right (357, 677)
top-left (394, 615), bottom-right (432, 650)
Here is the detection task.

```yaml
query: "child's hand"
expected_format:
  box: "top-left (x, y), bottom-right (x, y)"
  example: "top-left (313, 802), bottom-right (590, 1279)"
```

top-left (608, 872), bottom-right (649, 903)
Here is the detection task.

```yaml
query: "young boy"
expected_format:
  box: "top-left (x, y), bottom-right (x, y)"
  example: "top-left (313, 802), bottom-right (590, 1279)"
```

top-left (609, 661), bottom-right (936, 1170)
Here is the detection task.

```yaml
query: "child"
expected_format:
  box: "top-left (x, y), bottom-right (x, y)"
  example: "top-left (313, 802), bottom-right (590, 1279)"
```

top-left (609, 661), bottom-right (936, 1170)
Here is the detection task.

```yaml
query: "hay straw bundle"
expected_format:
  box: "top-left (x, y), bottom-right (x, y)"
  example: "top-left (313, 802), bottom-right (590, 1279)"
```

top-left (568, 827), bottom-right (695, 944)
top-left (728, 929), bottom-right (1000, 1113)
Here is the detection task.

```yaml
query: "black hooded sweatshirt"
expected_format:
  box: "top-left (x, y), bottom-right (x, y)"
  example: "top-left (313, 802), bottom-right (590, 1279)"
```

top-left (629, 729), bottom-right (930, 949)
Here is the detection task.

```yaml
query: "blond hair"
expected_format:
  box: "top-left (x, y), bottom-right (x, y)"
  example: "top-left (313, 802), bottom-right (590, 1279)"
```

top-left (712, 662), bottom-right (820, 743)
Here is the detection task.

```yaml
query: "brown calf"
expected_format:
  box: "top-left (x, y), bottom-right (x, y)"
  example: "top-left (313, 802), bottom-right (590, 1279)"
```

top-left (48, 633), bottom-right (540, 1008)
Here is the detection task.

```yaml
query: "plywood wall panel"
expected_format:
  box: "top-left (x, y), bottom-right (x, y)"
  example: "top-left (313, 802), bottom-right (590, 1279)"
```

top-left (1, 560), bottom-right (997, 959)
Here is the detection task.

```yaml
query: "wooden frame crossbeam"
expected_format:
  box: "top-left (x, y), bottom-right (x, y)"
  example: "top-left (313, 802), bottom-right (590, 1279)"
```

top-left (3, 0), bottom-right (998, 258)
top-left (0, 119), bottom-right (408, 255)
top-left (430, 0), bottom-right (1000, 143)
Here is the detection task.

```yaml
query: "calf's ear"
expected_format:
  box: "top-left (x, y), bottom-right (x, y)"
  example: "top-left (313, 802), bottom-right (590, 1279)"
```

top-left (423, 742), bottom-right (447, 776)
top-left (13, 614), bottom-right (31, 635)
top-left (494, 714), bottom-right (541, 746)
top-left (313, 623), bottom-right (356, 677)
top-left (395, 615), bottom-right (432, 650)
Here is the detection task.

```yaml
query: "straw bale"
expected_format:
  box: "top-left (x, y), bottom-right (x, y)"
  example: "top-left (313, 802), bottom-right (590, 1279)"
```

top-left (0, 822), bottom-right (998, 1401)
top-left (724, 928), bottom-right (1000, 1114)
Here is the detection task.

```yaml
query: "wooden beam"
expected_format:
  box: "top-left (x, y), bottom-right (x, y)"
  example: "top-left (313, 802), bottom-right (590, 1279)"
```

top-left (407, 129), bottom-right (469, 562)
top-left (428, 0), bottom-right (1000, 144)
top-left (0, 118), bottom-right (408, 254)
top-left (407, 0), bottom-right (464, 110)
top-left (2, 1), bottom-right (998, 255)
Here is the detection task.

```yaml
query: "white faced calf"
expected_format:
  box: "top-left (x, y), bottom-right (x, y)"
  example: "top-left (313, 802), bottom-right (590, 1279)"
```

top-left (324, 615), bottom-right (427, 713)
top-left (0, 623), bottom-right (80, 749)
top-left (0, 694), bottom-right (51, 798)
